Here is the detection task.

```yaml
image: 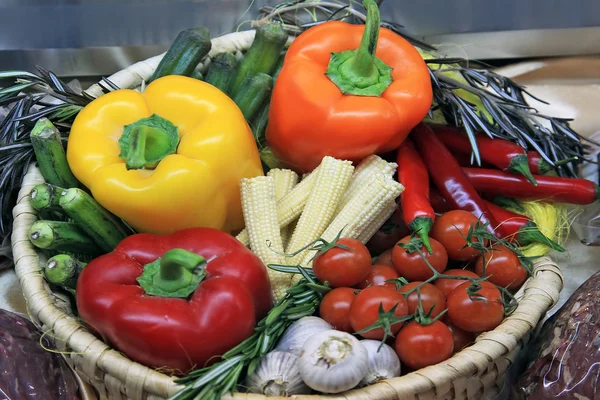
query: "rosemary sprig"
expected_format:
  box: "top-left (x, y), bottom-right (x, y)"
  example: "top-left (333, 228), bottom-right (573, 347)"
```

top-left (170, 266), bottom-right (330, 400)
top-left (255, 0), bottom-right (589, 176)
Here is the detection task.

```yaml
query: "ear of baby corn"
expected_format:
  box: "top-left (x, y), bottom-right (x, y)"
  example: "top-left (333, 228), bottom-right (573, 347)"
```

top-left (236, 170), bottom-right (317, 246)
top-left (267, 168), bottom-right (299, 248)
top-left (240, 176), bottom-right (290, 302)
top-left (285, 156), bottom-right (354, 264)
top-left (298, 173), bottom-right (404, 269)
top-left (356, 199), bottom-right (398, 244)
top-left (335, 155), bottom-right (397, 215)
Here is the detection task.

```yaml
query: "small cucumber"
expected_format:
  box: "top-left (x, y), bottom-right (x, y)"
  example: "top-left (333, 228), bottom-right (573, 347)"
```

top-left (44, 254), bottom-right (86, 290)
top-left (250, 101), bottom-right (270, 147)
top-left (29, 220), bottom-right (101, 256)
top-left (205, 52), bottom-right (238, 93)
top-left (29, 183), bottom-right (64, 212)
top-left (229, 22), bottom-right (287, 96)
top-left (59, 188), bottom-right (131, 253)
top-left (150, 27), bottom-right (212, 82)
top-left (232, 73), bottom-right (273, 121)
top-left (30, 118), bottom-right (79, 188)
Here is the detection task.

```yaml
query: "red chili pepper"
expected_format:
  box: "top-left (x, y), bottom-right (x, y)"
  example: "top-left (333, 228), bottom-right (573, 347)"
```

top-left (428, 186), bottom-right (452, 214)
top-left (76, 228), bottom-right (273, 374)
top-left (411, 123), bottom-right (506, 238)
top-left (527, 151), bottom-right (579, 175)
top-left (396, 139), bottom-right (435, 253)
top-left (483, 201), bottom-right (564, 251)
top-left (463, 167), bottom-right (600, 205)
top-left (430, 124), bottom-right (538, 185)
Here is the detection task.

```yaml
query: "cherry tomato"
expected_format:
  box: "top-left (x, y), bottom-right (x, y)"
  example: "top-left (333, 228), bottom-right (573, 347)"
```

top-left (350, 286), bottom-right (409, 340)
top-left (394, 321), bottom-right (454, 370)
top-left (367, 208), bottom-right (410, 256)
top-left (447, 281), bottom-right (504, 333)
top-left (433, 269), bottom-right (480, 298)
top-left (313, 238), bottom-right (371, 287)
top-left (356, 265), bottom-right (399, 289)
top-left (399, 282), bottom-right (446, 318)
top-left (375, 248), bottom-right (394, 268)
top-left (319, 287), bottom-right (357, 333)
top-left (391, 236), bottom-right (448, 282)
top-left (475, 246), bottom-right (528, 291)
top-left (447, 321), bottom-right (475, 353)
top-left (431, 210), bottom-right (488, 261)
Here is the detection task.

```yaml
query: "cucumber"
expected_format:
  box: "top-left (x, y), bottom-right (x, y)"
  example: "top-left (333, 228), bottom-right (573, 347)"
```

top-left (59, 188), bottom-right (131, 253)
top-left (250, 101), bottom-right (270, 147)
top-left (229, 22), bottom-right (287, 96)
top-left (30, 118), bottom-right (79, 188)
top-left (150, 27), bottom-right (212, 82)
top-left (44, 254), bottom-right (86, 290)
top-left (205, 52), bottom-right (238, 93)
top-left (232, 73), bottom-right (273, 121)
top-left (29, 183), bottom-right (64, 212)
top-left (28, 220), bottom-right (101, 256)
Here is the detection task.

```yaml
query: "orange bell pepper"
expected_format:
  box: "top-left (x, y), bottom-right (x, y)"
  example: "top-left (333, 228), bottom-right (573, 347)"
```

top-left (266, 0), bottom-right (433, 173)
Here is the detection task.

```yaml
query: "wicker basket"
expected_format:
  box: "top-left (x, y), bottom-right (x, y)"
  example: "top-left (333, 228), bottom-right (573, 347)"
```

top-left (11, 30), bottom-right (565, 400)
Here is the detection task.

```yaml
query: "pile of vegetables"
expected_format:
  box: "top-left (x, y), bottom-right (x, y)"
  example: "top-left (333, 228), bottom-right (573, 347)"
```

top-left (1, 0), bottom-right (598, 399)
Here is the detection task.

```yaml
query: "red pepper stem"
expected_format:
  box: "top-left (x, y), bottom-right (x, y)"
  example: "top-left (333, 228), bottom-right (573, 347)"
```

top-left (325, 0), bottom-right (393, 97)
top-left (516, 222), bottom-right (565, 252)
top-left (507, 155), bottom-right (537, 186)
top-left (119, 114), bottom-right (179, 170)
top-left (408, 217), bottom-right (434, 254)
top-left (137, 248), bottom-right (206, 298)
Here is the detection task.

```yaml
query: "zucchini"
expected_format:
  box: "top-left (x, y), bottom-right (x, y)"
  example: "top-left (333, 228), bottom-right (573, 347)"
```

top-left (150, 27), bottom-right (212, 82)
top-left (229, 23), bottom-right (287, 96)
top-left (30, 118), bottom-right (79, 188)
top-left (29, 183), bottom-right (64, 212)
top-left (232, 73), bottom-right (273, 121)
top-left (28, 220), bottom-right (101, 256)
top-left (250, 101), bottom-right (270, 147)
top-left (205, 52), bottom-right (238, 93)
top-left (59, 188), bottom-right (131, 253)
top-left (44, 254), bottom-right (86, 290)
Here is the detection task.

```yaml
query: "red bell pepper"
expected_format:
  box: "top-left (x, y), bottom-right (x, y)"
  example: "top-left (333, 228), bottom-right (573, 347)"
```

top-left (76, 228), bottom-right (273, 374)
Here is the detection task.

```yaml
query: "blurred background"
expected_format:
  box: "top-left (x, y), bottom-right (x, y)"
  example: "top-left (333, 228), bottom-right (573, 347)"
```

top-left (2, 0), bottom-right (600, 79)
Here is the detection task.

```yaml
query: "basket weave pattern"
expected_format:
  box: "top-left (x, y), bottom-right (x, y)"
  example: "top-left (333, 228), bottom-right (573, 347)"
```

top-left (11, 31), bottom-right (564, 400)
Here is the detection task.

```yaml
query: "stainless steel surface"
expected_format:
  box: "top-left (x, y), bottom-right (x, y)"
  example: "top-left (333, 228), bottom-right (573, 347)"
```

top-left (2, 0), bottom-right (600, 76)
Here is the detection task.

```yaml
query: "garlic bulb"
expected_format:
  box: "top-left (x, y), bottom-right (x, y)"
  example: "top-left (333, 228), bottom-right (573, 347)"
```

top-left (275, 316), bottom-right (332, 356)
top-left (298, 329), bottom-right (368, 393)
top-left (245, 351), bottom-right (311, 396)
top-left (359, 340), bottom-right (401, 386)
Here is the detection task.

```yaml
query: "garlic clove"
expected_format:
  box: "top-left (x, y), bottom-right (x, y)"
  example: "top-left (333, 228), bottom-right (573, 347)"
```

top-left (245, 351), bottom-right (311, 396)
top-left (359, 339), bottom-right (401, 387)
top-left (298, 329), bottom-right (369, 394)
top-left (274, 316), bottom-right (333, 356)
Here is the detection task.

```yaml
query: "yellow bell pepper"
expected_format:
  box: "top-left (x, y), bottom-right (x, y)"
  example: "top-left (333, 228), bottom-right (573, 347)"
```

top-left (66, 75), bottom-right (264, 235)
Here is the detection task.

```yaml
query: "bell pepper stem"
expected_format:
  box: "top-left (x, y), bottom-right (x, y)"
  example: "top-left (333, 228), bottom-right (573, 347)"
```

top-left (343, 0), bottom-right (380, 78)
top-left (507, 155), bottom-right (538, 186)
top-left (325, 0), bottom-right (393, 97)
top-left (408, 217), bottom-right (434, 254)
top-left (137, 248), bottom-right (206, 298)
top-left (119, 114), bottom-right (179, 170)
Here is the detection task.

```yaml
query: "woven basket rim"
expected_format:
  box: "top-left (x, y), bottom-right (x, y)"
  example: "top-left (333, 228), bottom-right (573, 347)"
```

top-left (12, 29), bottom-right (565, 400)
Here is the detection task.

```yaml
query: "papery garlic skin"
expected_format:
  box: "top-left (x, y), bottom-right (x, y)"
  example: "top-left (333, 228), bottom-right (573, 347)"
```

top-left (245, 351), bottom-right (311, 396)
top-left (359, 339), bottom-right (401, 386)
top-left (275, 316), bottom-right (332, 356)
top-left (298, 329), bottom-right (368, 393)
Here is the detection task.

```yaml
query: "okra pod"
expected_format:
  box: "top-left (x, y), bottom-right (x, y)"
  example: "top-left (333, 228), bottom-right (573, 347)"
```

top-left (229, 22), bottom-right (287, 96)
top-left (30, 118), bottom-right (79, 188)
top-left (29, 183), bottom-right (64, 212)
top-left (28, 220), bottom-right (101, 256)
top-left (232, 73), bottom-right (273, 121)
top-left (59, 188), bottom-right (130, 253)
top-left (205, 52), bottom-right (238, 93)
top-left (44, 254), bottom-right (87, 289)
